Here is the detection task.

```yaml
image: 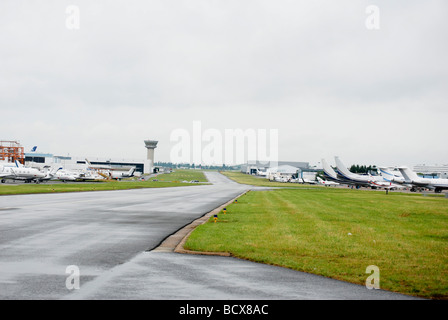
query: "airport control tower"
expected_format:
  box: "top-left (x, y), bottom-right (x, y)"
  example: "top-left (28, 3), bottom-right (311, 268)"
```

top-left (144, 140), bottom-right (158, 174)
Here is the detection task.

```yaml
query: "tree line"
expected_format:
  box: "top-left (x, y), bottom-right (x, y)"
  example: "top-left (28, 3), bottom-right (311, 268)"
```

top-left (349, 164), bottom-right (377, 174)
top-left (154, 161), bottom-right (240, 170)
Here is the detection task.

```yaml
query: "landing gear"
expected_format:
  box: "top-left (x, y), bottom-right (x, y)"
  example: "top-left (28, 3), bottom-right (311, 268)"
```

top-left (435, 188), bottom-right (442, 193)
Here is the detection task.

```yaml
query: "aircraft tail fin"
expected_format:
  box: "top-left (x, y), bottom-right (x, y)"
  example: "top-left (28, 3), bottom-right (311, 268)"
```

top-left (334, 156), bottom-right (353, 178)
top-left (378, 167), bottom-right (394, 181)
top-left (128, 167), bottom-right (135, 177)
top-left (398, 166), bottom-right (419, 182)
top-left (30, 146), bottom-right (37, 152)
top-left (50, 167), bottom-right (63, 175)
top-left (321, 158), bottom-right (338, 180)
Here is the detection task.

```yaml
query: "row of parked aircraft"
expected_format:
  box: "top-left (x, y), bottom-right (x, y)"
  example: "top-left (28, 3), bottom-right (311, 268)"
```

top-left (0, 159), bottom-right (136, 184)
top-left (322, 157), bottom-right (448, 193)
top-left (271, 175), bottom-right (339, 186)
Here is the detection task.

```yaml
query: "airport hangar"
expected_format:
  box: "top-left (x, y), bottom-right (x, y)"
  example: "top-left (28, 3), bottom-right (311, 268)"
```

top-left (240, 161), bottom-right (321, 180)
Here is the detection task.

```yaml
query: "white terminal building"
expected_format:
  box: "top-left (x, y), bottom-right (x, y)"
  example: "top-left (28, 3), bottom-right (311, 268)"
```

top-left (413, 164), bottom-right (448, 176)
top-left (23, 140), bottom-right (159, 175)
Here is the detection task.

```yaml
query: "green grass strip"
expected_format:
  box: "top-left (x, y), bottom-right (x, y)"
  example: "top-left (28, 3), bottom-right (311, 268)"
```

top-left (0, 180), bottom-right (200, 195)
top-left (185, 187), bottom-right (448, 299)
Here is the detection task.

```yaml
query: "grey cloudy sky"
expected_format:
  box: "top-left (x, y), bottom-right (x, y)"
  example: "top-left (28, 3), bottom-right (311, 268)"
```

top-left (1, 0), bottom-right (447, 167)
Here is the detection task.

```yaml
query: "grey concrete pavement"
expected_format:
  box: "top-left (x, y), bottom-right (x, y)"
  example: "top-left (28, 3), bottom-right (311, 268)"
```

top-left (64, 252), bottom-right (418, 300)
top-left (0, 172), bottom-right (419, 300)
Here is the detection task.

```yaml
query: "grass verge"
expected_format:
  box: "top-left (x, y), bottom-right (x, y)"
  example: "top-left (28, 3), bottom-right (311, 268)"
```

top-left (0, 180), bottom-right (199, 196)
top-left (185, 187), bottom-right (448, 299)
top-left (152, 169), bottom-right (209, 183)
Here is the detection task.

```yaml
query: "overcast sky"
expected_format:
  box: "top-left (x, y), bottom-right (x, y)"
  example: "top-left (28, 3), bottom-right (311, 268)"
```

top-left (1, 0), bottom-right (447, 167)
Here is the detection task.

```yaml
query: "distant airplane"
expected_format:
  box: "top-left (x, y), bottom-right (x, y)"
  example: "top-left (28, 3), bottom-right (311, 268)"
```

top-left (109, 167), bottom-right (136, 180)
top-left (321, 158), bottom-right (355, 186)
top-left (334, 156), bottom-right (398, 189)
top-left (301, 177), bottom-right (317, 184)
top-left (52, 169), bottom-right (81, 182)
top-left (334, 157), bottom-right (374, 186)
top-left (316, 177), bottom-right (339, 186)
top-left (36, 167), bottom-right (61, 182)
top-left (84, 159), bottom-right (112, 170)
top-left (378, 167), bottom-right (407, 184)
top-left (271, 175), bottom-right (289, 183)
top-left (398, 166), bottom-right (448, 193)
top-left (85, 159), bottom-right (135, 180)
top-left (0, 161), bottom-right (46, 183)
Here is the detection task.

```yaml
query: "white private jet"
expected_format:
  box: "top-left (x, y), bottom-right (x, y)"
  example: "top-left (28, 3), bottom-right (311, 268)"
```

top-left (84, 159), bottom-right (135, 180)
top-left (0, 161), bottom-right (46, 183)
top-left (398, 166), bottom-right (448, 193)
top-left (301, 177), bottom-right (317, 184)
top-left (316, 176), bottom-right (339, 186)
top-left (269, 175), bottom-right (289, 183)
top-left (334, 157), bottom-right (398, 190)
top-left (84, 159), bottom-right (112, 170)
top-left (108, 167), bottom-right (136, 180)
top-left (52, 168), bottom-right (82, 182)
top-left (78, 170), bottom-right (104, 181)
top-left (378, 167), bottom-right (406, 184)
top-left (35, 167), bottom-right (62, 183)
top-left (322, 158), bottom-right (357, 186)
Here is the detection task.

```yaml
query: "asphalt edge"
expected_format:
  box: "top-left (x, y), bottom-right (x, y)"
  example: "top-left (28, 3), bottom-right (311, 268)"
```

top-left (152, 190), bottom-right (248, 256)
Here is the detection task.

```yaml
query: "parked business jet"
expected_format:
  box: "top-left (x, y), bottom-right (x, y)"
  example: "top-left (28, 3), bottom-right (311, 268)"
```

top-left (109, 167), bottom-right (136, 180)
top-left (378, 167), bottom-right (406, 184)
top-left (84, 158), bottom-right (135, 180)
top-left (77, 170), bottom-right (104, 181)
top-left (322, 158), bottom-right (370, 188)
top-left (52, 169), bottom-right (82, 182)
top-left (35, 167), bottom-right (61, 183)
top-left (334, 157), bottom-right (399, 189)
top-left (0, 161), bottom-right (46, 183)
top-left (334, 157), bottom-right (374, 186)
top-left (322, 158), bottom-right (339, 181)
top-left (398, 166), bottom-right (448, 193)
top-left (316, 177), bottom-right (339, 186)
top-left (84, 159), bottom-right (112, 170)
top-left (301, 176), bottom-right (318, 184)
